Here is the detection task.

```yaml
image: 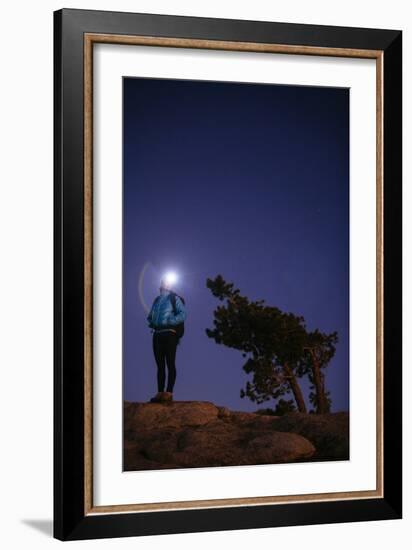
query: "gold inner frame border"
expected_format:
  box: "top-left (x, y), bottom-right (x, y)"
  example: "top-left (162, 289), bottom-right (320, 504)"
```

top-left (83, 33), bottom-right (384, 515)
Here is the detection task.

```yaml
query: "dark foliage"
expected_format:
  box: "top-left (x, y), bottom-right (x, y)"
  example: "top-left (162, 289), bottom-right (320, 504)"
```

top-left (206, 275), bottom-right (338, 414)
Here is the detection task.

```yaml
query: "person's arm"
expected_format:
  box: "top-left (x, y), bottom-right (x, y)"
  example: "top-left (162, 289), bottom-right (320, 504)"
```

top-left (147, 301), bottom-right (155, 327)
top-left (168, 296), bottom-right (186, 325)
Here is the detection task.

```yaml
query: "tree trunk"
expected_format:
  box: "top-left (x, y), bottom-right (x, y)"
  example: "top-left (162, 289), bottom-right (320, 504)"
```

top-left (310, 352), bottom-right (328, 414)
top-left (283, 362), bottom-right (307, 413)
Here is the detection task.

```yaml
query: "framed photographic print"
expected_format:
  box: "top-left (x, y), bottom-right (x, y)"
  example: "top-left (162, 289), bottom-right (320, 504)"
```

top-left (53, 8), bottom-right (402, 541)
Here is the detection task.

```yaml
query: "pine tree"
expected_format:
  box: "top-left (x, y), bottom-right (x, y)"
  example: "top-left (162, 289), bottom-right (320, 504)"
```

top-left (205, 275), bottom-right (338, 414)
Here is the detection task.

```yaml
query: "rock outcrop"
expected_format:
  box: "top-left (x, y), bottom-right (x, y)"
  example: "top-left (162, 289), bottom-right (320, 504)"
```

top-left (124, 401), bottom-right (348, 471)
top-left (272, 411), bottom-right (349, 460)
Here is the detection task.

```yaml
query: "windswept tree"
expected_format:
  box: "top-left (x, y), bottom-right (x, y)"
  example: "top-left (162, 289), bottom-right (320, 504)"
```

top-left (206, 275), bottom-right (338, 415)
top-left (206, 275), bottom-right (309, 413)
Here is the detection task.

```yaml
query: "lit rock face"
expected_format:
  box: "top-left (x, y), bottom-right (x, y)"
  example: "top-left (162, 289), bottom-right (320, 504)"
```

top-left (123, 401), bottom-right (334, 471)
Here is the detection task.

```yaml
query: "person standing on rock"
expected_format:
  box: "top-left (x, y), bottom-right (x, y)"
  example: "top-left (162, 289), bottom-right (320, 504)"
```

top-left (147, 273), bottom-right (186, 403)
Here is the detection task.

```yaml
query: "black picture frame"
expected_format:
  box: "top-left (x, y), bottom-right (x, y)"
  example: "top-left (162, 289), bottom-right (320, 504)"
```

top-left (54, 8), bottom-right (402, 541)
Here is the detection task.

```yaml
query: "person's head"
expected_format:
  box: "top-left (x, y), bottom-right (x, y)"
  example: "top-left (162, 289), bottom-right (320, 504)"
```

top-left (159, 278), bottom-right (171, 293)
top-left (159, 271), bottom-right (177, 293)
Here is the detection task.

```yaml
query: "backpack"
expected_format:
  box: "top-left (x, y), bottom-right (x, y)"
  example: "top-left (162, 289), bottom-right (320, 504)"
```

top-left (169, 292), bottom-right (185, 340)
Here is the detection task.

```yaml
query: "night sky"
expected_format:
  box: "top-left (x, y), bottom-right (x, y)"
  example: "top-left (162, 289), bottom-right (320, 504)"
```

top-left (123, 77), bottom-right (349, 413)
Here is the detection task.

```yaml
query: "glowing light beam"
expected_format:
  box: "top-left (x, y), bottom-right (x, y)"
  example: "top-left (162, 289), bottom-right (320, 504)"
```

top-left (162, 271), bottom-right (178, 287)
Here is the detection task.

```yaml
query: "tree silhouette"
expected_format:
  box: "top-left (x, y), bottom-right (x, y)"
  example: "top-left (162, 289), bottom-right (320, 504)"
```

top-left (206, 275), bottom-right (308, 412)
top-left (206, 275), bottom-right (338, 414)
top-left (301, 329), bottom-right (338, 413)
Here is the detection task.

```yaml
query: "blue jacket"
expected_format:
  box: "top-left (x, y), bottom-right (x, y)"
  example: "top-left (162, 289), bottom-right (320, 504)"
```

top-left (147, 290), bottom-right (186, 329)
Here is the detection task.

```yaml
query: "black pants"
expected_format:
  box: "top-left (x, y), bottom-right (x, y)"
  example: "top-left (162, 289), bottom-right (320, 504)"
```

top-left (152, 331), bottom-right (178, 393)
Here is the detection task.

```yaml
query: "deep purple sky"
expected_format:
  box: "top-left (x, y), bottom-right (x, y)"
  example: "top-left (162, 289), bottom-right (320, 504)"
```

top-left (123, 77), bottom-right (349, 412)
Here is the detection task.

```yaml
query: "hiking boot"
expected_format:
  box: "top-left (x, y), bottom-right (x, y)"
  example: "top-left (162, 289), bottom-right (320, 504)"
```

top-left (149, 391), bottom-right (173, 403)
top-left (149, 392), bottom-right (163, 403)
